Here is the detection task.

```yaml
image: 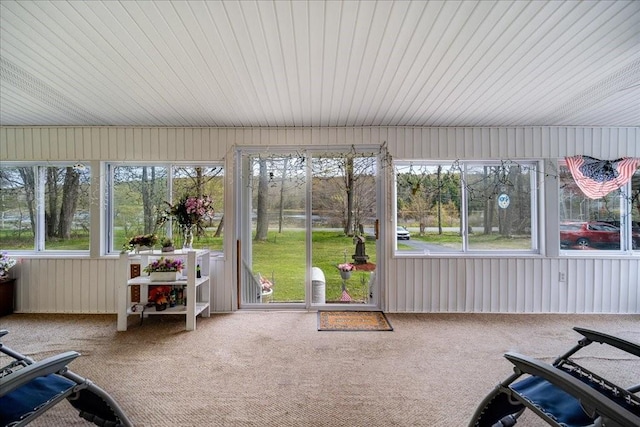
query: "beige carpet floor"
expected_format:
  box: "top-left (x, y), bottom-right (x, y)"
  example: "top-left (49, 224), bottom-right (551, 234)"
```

top-left (1, 312), bottom-right (638, 426)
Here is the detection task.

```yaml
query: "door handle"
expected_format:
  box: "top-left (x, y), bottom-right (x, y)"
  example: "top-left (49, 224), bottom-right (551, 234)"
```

top-left (375, 219), bottom-right (379, 240)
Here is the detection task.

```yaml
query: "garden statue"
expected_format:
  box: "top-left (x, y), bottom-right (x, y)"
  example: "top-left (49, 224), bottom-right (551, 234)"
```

top-left (352, 235), bottom-right (369, 264)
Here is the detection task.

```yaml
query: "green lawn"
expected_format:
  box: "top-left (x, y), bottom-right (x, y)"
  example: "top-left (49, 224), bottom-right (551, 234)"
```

top-left (403, 231), bottom-right (532, 250)
top-left (0, 230), bottom-right (91, 250)
top-left (252, 230), bottom-right (376, 303)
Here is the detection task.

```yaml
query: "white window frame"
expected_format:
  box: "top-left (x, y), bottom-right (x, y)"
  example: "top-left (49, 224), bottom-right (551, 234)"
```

top-left (394, 159), bottom-right (540, 256)
top-left (105, 162), bottom-right (225, 255)
top-left (0, 161), bottom-right (92, 254)
top-left (558, 161), bottom-right (638, 255)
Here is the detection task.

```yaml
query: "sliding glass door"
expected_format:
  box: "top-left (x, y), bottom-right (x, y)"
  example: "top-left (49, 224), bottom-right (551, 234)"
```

top-left (239, 149), bottom-right (379, 309)
top-left (311, 154), bottom-right (377, 306)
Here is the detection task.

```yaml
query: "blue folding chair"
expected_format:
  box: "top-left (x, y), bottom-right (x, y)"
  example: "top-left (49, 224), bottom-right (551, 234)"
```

top-left (469, 327), bottom-right (640, 427)
top-left (0, 330), bottom-right (132, 427)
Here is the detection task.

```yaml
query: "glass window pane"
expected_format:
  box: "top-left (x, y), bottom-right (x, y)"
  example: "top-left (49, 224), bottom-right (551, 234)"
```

top-left (44, 165), bottom-right (91, 250)
top-left (466, 163), bottom-right (534, 251)
top-left (112, 166), bottom-right (168, 252)
top-left (0, 166), bottom-right (36, 250)
top-left (395, 164), bottom-right (462, 253)
top-left (170, 166), bottom-right (224, 251)
top-left (630, 169), bottom-right (639, 251)
top-left (559, 164), bottom-right (621, 250)
top-left (312, 154), bottom-right (377, 303)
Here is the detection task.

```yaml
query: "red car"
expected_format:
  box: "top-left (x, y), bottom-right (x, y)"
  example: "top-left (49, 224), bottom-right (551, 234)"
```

top-left (560, 221), bottom-right (639, 250)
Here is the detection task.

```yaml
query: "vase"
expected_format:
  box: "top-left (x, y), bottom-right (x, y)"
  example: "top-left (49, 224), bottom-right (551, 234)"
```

top-left (340, 270), bottom-right (352, 280)
top-left (182, 225), bottom-right (194, 250)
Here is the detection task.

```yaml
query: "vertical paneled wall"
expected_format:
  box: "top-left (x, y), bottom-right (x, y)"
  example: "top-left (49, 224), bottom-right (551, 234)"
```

top-left (387, 256), bottom-right (640, 314)
top-left (1, 126), bottom-right (639, 314)
top-left (13, 258), bottom-right (118, 313)
top-left (11, 257), bottom-right (228, 314)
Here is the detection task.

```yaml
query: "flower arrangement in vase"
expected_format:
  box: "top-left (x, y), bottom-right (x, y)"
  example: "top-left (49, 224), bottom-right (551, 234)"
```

top-left (144, 257), bottom-right (184, 282)
top-left (157, 195), bottom-right (214, 250)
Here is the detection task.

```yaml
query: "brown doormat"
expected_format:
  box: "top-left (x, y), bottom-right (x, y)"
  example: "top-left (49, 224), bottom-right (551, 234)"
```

top-left (317, 311), bottom-right (393, 331)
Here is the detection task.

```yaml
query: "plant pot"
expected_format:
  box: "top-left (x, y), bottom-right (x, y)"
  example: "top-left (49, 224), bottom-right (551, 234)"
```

top-left (149, 271), bottom-right (180, 282)
top-left (161, 246), bottom-right (175, 253)
top-left (261, 288), bottom-right (273, 303)
top-left (155, 303), bottom-right (168, 311)
top-left (340, 271), bottom-right (352, 280)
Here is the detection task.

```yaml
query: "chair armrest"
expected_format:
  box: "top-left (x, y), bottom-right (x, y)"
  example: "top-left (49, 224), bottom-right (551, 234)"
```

top-left (0, 351), bottom-right (80, 396)
top-left (573, 327), bottom-right (640, 358)
top-left (505, 352), bottom-right (640, 427)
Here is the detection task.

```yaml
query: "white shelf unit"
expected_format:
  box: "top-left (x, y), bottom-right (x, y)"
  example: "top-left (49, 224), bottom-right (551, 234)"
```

top-left (117, 249), bottom-right (210, 331)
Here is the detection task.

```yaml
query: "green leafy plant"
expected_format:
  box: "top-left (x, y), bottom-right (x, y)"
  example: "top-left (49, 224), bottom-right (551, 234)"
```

top-left (121, 233), bottom-right (159, 253)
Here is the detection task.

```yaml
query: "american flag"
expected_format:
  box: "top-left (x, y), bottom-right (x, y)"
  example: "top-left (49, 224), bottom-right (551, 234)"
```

top-left (565, 156), bottom-right (640, 200)
top-left (340, 289), bottom-right (352, 302)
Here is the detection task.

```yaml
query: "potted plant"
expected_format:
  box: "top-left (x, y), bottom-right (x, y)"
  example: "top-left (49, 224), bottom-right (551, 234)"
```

top-left (0, 251), bottom-right (16, 279)
top-left (337, 262), bottom-right (354, 280)
top-left (147, 285), bottom-right (173, 311)
top-left (160, 237), bottom-right (175, 253)
top-left (143, 257), bottom-right (184, 282)
top-left (258, 274), bottom-right (274, 303)
top-left (0, 251), bottom-right (17, 316)
top-left (122, 234), bottom-right (159, 253)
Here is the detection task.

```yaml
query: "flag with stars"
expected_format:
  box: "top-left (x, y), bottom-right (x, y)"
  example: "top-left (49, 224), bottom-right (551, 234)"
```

top-left (565, 156), bottom-right (640, 199)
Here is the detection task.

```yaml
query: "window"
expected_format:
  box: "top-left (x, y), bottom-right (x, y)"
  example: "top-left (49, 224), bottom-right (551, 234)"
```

top-left (633, 169), bottom-right (640, 251)
top-left (559, 162), bottom-right (638, 252)
top-left (395, 161), bottom-right (538, 254)
top-left (0, 163), bottom-right (91, 251)
top-left (107, 164), bottom-right (224, 253)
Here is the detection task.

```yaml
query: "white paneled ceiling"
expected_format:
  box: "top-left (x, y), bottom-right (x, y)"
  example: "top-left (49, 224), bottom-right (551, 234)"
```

top-left (1, 0), bottom-right (639, 127)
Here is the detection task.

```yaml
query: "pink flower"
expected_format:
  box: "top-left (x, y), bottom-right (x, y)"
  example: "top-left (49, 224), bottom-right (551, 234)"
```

top-left (143, 257), bottom-right (184, 273)
top-left (158, 195), bottom-right (214, 229)
top-left (337, 263), bottom-right (354, 272)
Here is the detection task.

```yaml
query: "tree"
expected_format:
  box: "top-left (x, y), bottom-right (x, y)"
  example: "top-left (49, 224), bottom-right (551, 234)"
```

top-left (397, 166), bottom-right (460, 235)
top-left (17, 168), bottom-right (36, 236)
top-left (57, 167), bottom-right (81, 239)
top-left (278, 157), bottom-right (289, 233)
top-left (45, 168), bottom-right (60, 238)
top-left (173, 166), bottom-right (224, 238)
top-left (255, 158), bottom-right (269, 241)
top-left (344, 156), bottom-right (355, 235)
top-left (312, 155), bottom-right (376, 236)
top-left (140, 167), bottom-right (160, 234)
top-left (43, 167), bottom-right (83, 240)
top-left (113, 166), bottom-right (167, 238)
